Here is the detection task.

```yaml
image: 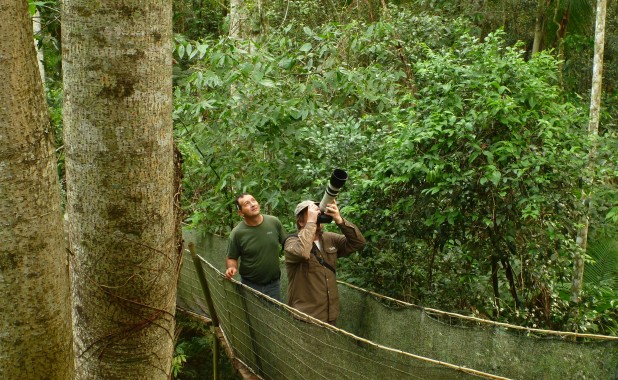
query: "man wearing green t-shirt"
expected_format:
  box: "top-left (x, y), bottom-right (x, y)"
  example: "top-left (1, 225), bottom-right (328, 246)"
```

top-left (225, 193), bottom-right (287, 301)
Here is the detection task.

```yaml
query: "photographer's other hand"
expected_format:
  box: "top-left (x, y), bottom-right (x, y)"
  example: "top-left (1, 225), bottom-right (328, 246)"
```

top-left (325, 200), bottom-right (343, 224)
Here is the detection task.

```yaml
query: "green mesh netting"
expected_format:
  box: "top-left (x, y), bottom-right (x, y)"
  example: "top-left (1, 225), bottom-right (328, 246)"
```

top-left (177, 230), bottom-right (618, 380)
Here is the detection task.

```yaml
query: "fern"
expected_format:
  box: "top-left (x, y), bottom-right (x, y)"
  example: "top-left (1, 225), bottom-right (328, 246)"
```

top-left (584, 239), bottom-right (618, 290)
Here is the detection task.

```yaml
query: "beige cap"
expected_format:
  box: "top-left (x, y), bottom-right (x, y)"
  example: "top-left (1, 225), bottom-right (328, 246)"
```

top-left (294, 200), bottom-right (315, 216)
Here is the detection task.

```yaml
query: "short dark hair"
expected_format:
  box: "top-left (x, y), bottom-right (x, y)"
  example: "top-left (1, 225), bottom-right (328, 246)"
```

top-left (234, 193), bottom-right (251, 210)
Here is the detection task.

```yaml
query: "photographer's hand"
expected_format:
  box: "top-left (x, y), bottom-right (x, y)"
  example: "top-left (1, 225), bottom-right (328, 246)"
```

top-left (325, 200), bottom-right (343, 224)
top-left (307, 203), bottom-right (320, 223)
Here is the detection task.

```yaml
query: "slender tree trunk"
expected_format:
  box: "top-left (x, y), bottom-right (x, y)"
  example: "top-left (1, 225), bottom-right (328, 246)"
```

top-left (501, 258), bottom-right (521, 308)
top-left (62, 1), bottom-right (179, 378)
top-left (427, 244), bottom-right (437, 291)
top-left (553, 5), bottom-right (571, 84)
top-left (229, 0), bottom-right (263, 43)
top-left (230, 0), bottom-right (249, 38)
top-left (532, 0), bottom-right (548, 55)
top-left (587, 0), bottom-right (606, 139)
top-left (571, 0), bottom-right (607, 303)
top-left (491, 255), bottom-right (500, 311)
top-left (503, 241), bottom-right (521, 309)
top-left (33, 8), bottom-right (46, 82)
top-left (0, 1), bottom-right (73, 378)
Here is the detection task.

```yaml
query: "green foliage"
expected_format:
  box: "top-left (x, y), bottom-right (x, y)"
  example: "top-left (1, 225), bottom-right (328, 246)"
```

top-left (46, 84), bottom-right (66, 202)
top-left (173, 0), bottom-right (226, 38)
top-left (546, 239), bottom-right (618, 336)
top-left (29, 0), bottom-right (65, 199)
top-left (607, 206), bottom-right (618, 223)
top-left (173, 313), bottom-right (241, 379)
top-left (262, 0), bottom-right (388, 35)
top-left (28, 1), bottom-right (54, 16)
top-left (173, 11), bottom-right (470, 234)
top-left (591, 92), bottom-right (618, 238)
top-left (345, 30), bottom-right (593, 327)
top-left (585, 239), bottom-right (618, 291)
top-left (30, 0), bottom-right (62, 83)
top-left (543, 0), bottom-right (593, 49)
top-left (174, 7), bottom-right (617, 333)
top-left (171, 351), bottom-right (187, 378)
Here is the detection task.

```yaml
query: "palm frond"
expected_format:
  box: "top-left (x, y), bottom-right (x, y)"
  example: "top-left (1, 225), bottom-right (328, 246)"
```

top-left (584, 239), bottom-right (618, 290)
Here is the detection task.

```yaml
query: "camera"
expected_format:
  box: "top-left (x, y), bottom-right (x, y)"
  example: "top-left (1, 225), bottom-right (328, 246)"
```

top-left (317, 169), bottom-right (348, 224)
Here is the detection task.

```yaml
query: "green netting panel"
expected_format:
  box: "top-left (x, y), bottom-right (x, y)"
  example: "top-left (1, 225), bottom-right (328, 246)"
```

top-left (337, 285), bottom-right (618, 379)
top-left (179, 230), bottom-right (618, 380)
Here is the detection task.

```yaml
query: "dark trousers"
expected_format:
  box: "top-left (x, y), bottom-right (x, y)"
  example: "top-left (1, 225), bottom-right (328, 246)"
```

top-left (241, 277), bottom-right (281, 302)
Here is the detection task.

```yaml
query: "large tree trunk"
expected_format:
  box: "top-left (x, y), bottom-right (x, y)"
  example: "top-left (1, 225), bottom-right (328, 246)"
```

top-left (0, 1), bottom-right (73, 378)
top-left (571, 0), bottom-right (607, 303)
top-left (62, 1), bottom-right (179, 378)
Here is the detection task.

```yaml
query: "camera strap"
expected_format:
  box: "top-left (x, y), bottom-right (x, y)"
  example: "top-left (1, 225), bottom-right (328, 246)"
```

top-left (311, 243), bottom-right (336, 274)
top-left (284, 234), bottom-right (336, 274)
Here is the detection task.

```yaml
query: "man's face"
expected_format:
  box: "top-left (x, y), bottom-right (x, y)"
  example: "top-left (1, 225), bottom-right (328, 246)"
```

top-left (237, 194), bottom-right (260, 217)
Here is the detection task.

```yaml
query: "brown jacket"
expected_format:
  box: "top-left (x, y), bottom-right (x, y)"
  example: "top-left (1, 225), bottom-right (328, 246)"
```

top-left (284, 219), bottom-right (366, 323)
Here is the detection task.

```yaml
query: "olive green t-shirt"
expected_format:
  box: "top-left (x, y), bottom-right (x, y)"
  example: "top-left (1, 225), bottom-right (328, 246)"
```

top-left (227, 215), bottom-right (287, 284)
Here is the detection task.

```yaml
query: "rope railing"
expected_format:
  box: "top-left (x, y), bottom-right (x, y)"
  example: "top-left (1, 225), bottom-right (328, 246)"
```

top-left (177, 231), bottom-right (618, 380)
top-left (180, 248), bottom-right (507, 379)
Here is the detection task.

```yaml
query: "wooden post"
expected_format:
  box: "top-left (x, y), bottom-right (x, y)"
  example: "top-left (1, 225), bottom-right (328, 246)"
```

top-left (188, 242), bottom-right (220, 379)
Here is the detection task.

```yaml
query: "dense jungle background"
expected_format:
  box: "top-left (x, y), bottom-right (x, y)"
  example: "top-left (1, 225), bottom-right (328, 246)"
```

top-left (33, 0), bottom-right (618, 377)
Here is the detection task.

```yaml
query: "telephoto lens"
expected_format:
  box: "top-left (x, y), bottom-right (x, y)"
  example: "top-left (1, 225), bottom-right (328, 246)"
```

top-left (319, 169), bottom-right (348, 212)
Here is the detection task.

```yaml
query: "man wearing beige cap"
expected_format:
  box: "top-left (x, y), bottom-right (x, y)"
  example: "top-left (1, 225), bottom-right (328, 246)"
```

top-left (284, 200), bottom-right (366, 325)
